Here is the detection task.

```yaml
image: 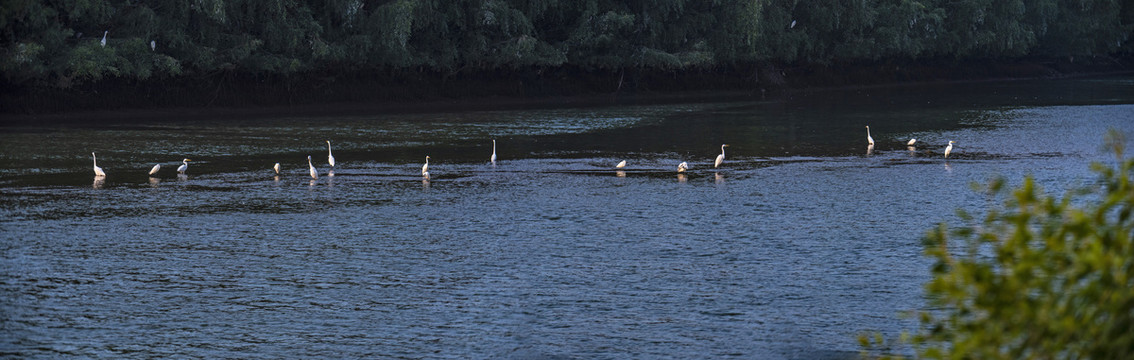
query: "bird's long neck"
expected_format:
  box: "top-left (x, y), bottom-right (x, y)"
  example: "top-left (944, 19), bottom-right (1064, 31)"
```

top-left (327, 142), bottom-right (332, 153)
top-left (867, 127), bottom-right (871, 137)
top-left (721, 145), bottom-right (726, 156)
top-left (92, 153), bottom-right (97, 166)
top-left (492, 140), bottom-right (496, 152)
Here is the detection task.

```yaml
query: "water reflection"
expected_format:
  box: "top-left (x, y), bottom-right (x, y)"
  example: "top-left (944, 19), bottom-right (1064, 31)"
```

top-left (177, 174), bottom-right (188, 181)
top-left (944, 162), bottom-right (953, 173)
top-left (616, 170), bottom-right (626, 178)
top-left (308, 179), bottom-right (317, 187)
top-left (866, 144), bottom-right (874, 156)
top-left (92, 176), bottom-right (105, 189)
top-left (715, 172), bottom-right (725, 185)
top-left (677, 173), bottom-right (687, 183)
top-left (148, 177), bottom-right (161, 187)
top-left (327, 169), bottom-right (335, 177)
top-left (907, 146), bottom-right (916, 156)
top-left (273, 175), bottom-right (280, 184)
top-left (422, 178), bottom-right (431, 190)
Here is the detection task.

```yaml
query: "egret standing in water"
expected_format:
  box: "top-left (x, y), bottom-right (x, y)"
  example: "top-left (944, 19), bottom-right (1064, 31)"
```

top-left (714, 144), bottom-right (729, 168)
top-left (307, 156), bottom-right (318, 179)
top-left (944, 141), bottom-right (955, 159)
top-left (273, 162), bottom-right (280, 175)
top-left (490, 139), bottom-right (497, 164)
top-left (100, 31), bottom-right (107, 47)
top-left (91, 152), bottom-right (106, 177)
top-left (422, 156), bottom-right (430, 177)
top-left (678, 161), bottom-right (689, 173)
top-left (177, 159), bottom-right (192, 174)
top-left (325, 140), bottom-right (336, 176)
top-left (907, 138), bottom-right (917, 146)
top-left (150, 40), bottom-right (156, 51)
top-left (616, 160), bottom-right (627, 168)
top-left (149, 163), bottom-right (161, 176)
top-left (866, 126), bottom-right (875, 146)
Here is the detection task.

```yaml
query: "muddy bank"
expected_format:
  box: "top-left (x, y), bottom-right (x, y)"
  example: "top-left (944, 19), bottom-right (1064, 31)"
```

top-left (2, 56), bottom-right (1131, 119)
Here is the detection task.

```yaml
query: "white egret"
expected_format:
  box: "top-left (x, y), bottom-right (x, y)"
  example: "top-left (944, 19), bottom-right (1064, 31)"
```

top-left (490, 139), bottom-right (497, 163)
top-left (326, 140), bottom-right (335, 168)
top-left (422, 156), bottom-right (430, 176)
top-left (177, 158), bottom-right (191, 174)
top-left (149, 163), bottom-right (161, 176)
top-left (907, 138), bottom-right (917, 146)
top-left (790, 20), bottom-right (797, 29)
top-left (944, 140), bottom-right (955, 159)
top-left (616, 160), bottom-right (627, 168)
top-left (865, 126), bottom-right (875, 146)
top-left (100, 31), bottom-right (107, 47)
top-left (714, 144), bottom-right (729, 168)
top-left (150, 40), bottom-right (156, 51)
top-left (678, 161), bottom-right (689, 173)
top-left (307, 155), bottom-right (318, 179)
top-left (273, 162), bottom-right (280, 174)
top-left (91, 152), bottom-right (106, 177)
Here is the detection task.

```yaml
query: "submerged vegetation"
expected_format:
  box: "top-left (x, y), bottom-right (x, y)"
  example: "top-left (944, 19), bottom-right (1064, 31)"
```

top-left (862, 132), bottom-right (1134, 359)
top-left (1, 0), bottom-right (1132, 110)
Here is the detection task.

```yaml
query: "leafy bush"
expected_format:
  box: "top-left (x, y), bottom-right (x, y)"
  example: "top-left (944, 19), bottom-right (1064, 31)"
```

top-left (863, 131), bottom-right (1134, 359)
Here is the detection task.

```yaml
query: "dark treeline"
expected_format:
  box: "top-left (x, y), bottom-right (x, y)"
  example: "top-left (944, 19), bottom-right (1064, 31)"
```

top-left (2, 0), bottom-right (1132, 111)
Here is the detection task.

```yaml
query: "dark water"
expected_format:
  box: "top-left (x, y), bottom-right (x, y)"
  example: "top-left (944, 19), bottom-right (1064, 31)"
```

top-left (2, 76), bottom-right (1133, 359)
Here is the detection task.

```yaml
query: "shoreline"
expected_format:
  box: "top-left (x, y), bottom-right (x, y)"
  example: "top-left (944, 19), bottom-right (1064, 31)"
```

top-left (3, 57), bottom-right (1132, 123)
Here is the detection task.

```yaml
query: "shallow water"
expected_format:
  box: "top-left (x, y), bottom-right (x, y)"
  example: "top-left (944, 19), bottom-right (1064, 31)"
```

top-left (2, 76), bottom-right (1133, 359)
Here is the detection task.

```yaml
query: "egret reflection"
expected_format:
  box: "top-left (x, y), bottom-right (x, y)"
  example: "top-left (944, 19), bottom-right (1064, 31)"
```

top-left (616, 170), bottom-right (626, 177)
top-left (92, 177), bottom-right (105, 189)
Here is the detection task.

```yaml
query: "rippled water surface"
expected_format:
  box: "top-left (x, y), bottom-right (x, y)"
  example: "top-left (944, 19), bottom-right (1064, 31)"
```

top-left (2, 76), bottom-right (1133, 358)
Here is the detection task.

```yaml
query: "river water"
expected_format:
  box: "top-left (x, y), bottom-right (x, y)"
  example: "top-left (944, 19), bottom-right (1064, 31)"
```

top-left (2, 76), bottom-right (1132, 359)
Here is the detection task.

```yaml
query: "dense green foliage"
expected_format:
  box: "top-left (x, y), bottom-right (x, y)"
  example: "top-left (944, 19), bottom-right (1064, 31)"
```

top-left (862, 132), bottom-right (1134, 359)
top-left (2, 0), bottom-right (1132, 88)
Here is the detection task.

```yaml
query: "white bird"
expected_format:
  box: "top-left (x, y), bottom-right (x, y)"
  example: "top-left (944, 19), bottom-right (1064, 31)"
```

top-left (177, 158), bottom-right (191, 174)
top-left (714, 144), bottom-right (729, 168)
top-left (866, 126), bottom-right (875, 146)
top-left (307, 155), bottom-right (318, 179)
top-left (616, 160), bottom-right (627, 168)
top-left (907, 138), bottom-right (917, 146)
top-left (273, 162), bottom-right (280, 174)
top-left (422, 156), bottom-right (430, 176)
top-left (790, 20), bottom-right (797, 29)
top-left (91, 152), bottom-right (106, 177)
top-left (678, 161), bottom-right (689, 173)
top-left (100, 31), bottom-right (107, 47)
top-left (944, 140), bottom-right (955, 159)
top-left (326, 140), bottom-right (336, 168)
top-left (149, 163), bottom-right (161, 176)
top-left (490, 139), bottom-right (497, 163)
top-left (150, 40), bottom-right (156, 51)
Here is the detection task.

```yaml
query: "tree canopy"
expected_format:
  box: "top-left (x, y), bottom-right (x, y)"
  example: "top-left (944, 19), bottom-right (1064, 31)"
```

top-left (2, 0), bottom-right (1132, 88)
